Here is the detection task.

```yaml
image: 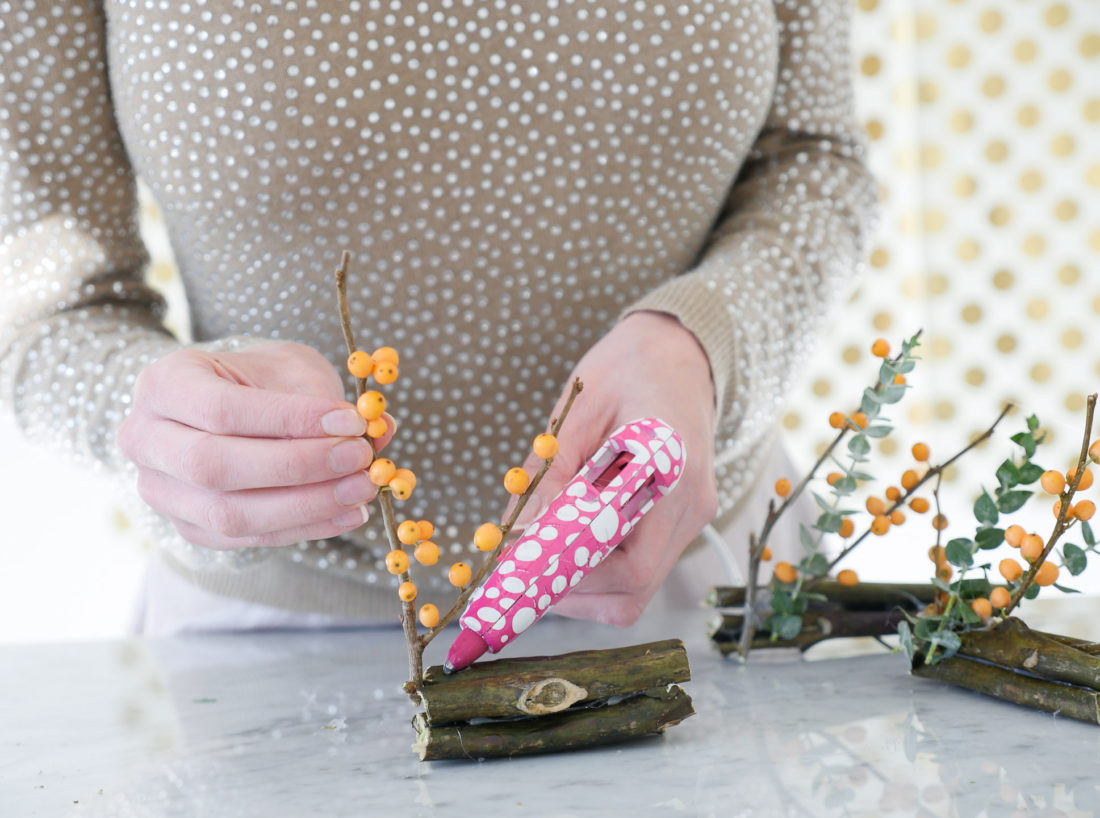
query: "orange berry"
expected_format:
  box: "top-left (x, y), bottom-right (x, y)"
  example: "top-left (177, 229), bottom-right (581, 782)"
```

top-left (759, 546), bottom-right (773, 561)
top-left (417, 520), bottom-right (434, 540)
top-left (1004, 524), bottom-right (1026, 547)
top-left (839, 518), bottom-right (855, 538)
top-left (1055, 499), bottom-right (1071, 519)
top-left (532, 433), bottom-right (559, 459)
top-left (398, 581), bottom-right (418, 603)
top-left (871, 338), bottom-right (890, 358)
top-left (397, 520), bottom-right (421, 545)
top-left (829, 411), bottom-right (846, 429)
top-left (368, 458), bottom-right (397, 486)
top-left (893, 374), bottom-right (906, 386)
top-left (1041, 470), bottom-right (1066, 495)
top-left (366, 417), bottom-right (389, 439)
top-left (775, 478), bottom-right (792, 498)
top-left (774, 561), bottom-right (798, 584)
top-left (936, 564), bottom-right (953, 582)
top-left (885, 485), bottom-right (902, 501)
top-left (851, 412), bottom-right (869, 430)
top-left (1020, 534), bottom-right (1045, 562)
top-left (999, 558), bottom-right (1024, 582)
top-left (990, 586), bottom-right (1011, 609)
top-left (504, 467), bottom-right (530, 495)
top-left (932, 514), bottom-right (949, 531)
top-left (871, 515), bottom-right (891, 535)
top-left (929, 545), bottom-right (946, 566)
top-left (373, 362), bottom-right (399, 385)
top-left (356, 390), bottom-right (386, 421)
top-left (1075, 499), bottom-right (1096, 521)
top-left (385, 549), bottom-right (409, 575)
top-left (827, 471), bottom-right (843, 486)
top-left (971, 597), bottom-right (993, 621)
top-left (418, 603), bottom-right (440, 628)
top-left (889, 509), bottom-right (906, 526)
top-left (448, 562), bottom-right (472, 588)
top-left (1090, 440), bottom-right (1100, 462)
top-left (473, 523), bottom-right (503, 552)
top-left (837, 569), bottom-right (859, 587)
top-left (413, 540), bottom-right (440, 566)
top-left (393, 468), bottom-right (417, 491)
top-left (866, 496), bottom-right (886, 516)
top-left (347, 350), bottom-right (374, 379)
top-left (900, 469), bottom-right (920, 491)
top-left (1035, 561), bottom-right (1059, 587)
top-left (1067, 466), bottom-right (1094, 490)
top-left (909, 497), bottom-right (930, 514)
top-left (911, 442), bottom-right (930, 462)
top-left (372, 346), bottom-right (399, 366)
top-left (388, 475), bottom-right (414, 500)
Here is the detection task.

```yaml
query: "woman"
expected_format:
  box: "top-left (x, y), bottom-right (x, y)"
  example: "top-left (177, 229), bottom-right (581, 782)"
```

top-left (0, 0), bottom-right (876, 634)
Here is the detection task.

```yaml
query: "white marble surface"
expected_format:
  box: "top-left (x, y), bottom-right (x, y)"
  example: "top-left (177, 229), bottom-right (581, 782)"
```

top-left (2, 602), bottom-right (1099, 818)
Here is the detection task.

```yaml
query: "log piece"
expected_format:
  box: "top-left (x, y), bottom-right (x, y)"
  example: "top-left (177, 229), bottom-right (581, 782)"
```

top-left (417, 639), bottom-right (690, 725)
top-left (707, 581), bottom-right (937, 611)
top-left (912, 654), bottom-right (1100, 726)
top-left (412, 686), bottom-right (695, 760)
top-left (956, 618), bottom-right (1100, 692)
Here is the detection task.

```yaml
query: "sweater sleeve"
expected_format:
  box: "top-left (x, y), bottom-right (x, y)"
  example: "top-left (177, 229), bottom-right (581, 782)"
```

top-left (0, 0), bottom-right (182, 470)
top-left (625, 0), bottom-right (878, 442)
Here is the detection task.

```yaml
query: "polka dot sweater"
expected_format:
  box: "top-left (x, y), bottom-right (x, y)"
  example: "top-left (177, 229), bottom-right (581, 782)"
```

top-left (0, 0), bottom-right (876, 617)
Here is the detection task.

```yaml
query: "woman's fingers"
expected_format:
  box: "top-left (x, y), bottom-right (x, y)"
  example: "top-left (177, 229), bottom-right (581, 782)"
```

top-left (136, 467), bottom-right (378, 541)
top-left (121, 416), bottom-right (374, 491)
top-left (136, 349), bottom-right (363, 439)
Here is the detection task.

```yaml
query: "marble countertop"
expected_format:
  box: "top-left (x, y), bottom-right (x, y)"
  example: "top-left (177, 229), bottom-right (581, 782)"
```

top-left (3, 601), bottom-right (1099, 818)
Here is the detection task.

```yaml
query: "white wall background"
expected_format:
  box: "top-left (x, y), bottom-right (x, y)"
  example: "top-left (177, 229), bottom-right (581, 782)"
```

top-left (2, 0), bottom-right (1097, 643)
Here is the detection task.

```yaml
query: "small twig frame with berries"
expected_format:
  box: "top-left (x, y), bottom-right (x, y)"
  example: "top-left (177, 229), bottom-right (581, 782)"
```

top-left (333, 254), bottom-right (696, 758)
top-left (707, 332), bottom-right (1100, 724)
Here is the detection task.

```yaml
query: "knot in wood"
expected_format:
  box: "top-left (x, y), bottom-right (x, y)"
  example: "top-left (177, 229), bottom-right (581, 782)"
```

top-left (517, 677), bottom-right (588, 715)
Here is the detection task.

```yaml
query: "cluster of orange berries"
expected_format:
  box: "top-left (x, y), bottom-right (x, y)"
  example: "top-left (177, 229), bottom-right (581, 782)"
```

top-left (1040, 465), bottom-right (1096, 522)
top-left (348, 346), bottom-right (419, 501)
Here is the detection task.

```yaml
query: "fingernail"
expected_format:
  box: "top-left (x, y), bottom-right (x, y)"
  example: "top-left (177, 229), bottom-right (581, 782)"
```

top-left (334, 471), bottom-right (374, 506)
top-left (322, 409), bottom-right (367, 437)
top-left (328, 438), bottom-right (372, 474)
top-left (332, 504), bottom-right (370, 527)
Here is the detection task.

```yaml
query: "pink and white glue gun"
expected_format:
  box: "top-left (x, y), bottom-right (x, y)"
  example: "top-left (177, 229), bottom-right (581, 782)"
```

top-left (443, 417), bottom-right (685, 672)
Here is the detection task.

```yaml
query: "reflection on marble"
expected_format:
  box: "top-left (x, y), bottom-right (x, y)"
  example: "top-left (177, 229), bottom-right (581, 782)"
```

top-left (2, 600), bottom-right (1098, 817)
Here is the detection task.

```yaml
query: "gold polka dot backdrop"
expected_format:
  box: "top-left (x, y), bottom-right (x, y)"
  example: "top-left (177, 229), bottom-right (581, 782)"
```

top-left (135, 2), bottom-right (1098, 587)
top-left (778, 0), bottom-right (1098, 583)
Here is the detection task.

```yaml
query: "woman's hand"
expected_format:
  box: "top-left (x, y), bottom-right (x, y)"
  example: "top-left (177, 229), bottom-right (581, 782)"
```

top-left (513, 311), bottom-right (718, 626)
top-left (117, 342), bottom-right (393, 549)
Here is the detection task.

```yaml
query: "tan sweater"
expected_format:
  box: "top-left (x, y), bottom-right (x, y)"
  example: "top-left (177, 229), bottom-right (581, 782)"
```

top-left (0, 0), bottom-right (876, 618)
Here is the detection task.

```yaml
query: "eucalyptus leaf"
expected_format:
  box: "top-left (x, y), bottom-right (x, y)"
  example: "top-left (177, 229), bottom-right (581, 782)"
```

top-left (1011, 431), bottom-right (1037, 459)
top-left (995, 459), bottom-right (1020, 489)
top-left (803, 553), bottom-right (829, 576)
top-left (799, 523), bottom-right (819, 552)
top-left (834, 476), bottom-right (857, 495)
top-left (1018, 462), bottom-right (1044, 484)
top-left (878, 384), bottom-right (907, 404)
top-left (878, 361), bottom-right (898, 386)
top-left (848, 435), bottom-right (871, 457)
top-left (1083, 521), bottom-right (1095, 547)
top-left (897, 620), bottom-right (915, 661)
top-left (1063, 543), bottom-right (1088, 576)
top-left (774, 614), bottom-right (804, 641)
top-left (1053, 583), bottom-right (1081, 594)
top-left (945, 538), bottom-right (975, 567)
top-left (997, 490), bottom-right (1032, 513)
top-left (973, 492), bottom-right (999, 525)
top-left (864, 425), bottom-right (893, 439)
top-left (975, 527), bottom-right (1005, 550)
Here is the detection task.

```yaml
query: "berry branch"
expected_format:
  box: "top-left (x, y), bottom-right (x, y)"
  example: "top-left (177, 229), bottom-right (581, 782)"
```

top-left (1003, 393), bottom-right (1097, 616)
top-left (332, 255), bottom-right (586, 697)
